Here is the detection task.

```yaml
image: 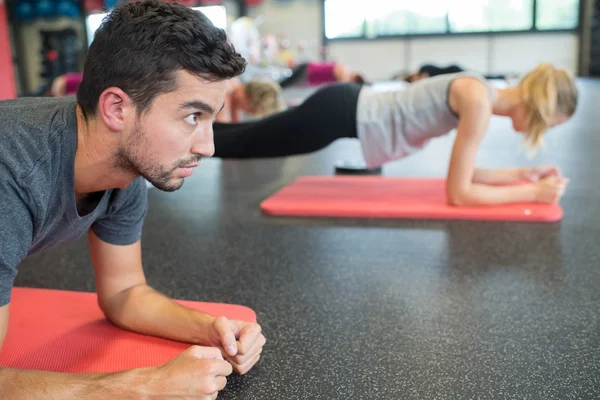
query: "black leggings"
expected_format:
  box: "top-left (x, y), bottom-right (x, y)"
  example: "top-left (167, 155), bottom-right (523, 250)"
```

top-left (213, 83), bottom-right (362, 159)
top-left (278, 62), bottom-right (309, 88)
top-left (419, 64), bottom-right (465, 76)
top-left (419, 64), bottom-right (507, 80)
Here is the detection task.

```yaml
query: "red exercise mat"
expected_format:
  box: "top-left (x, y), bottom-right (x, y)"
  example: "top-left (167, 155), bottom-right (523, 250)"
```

top-left (0, 287), bottom-right (256, 373)
top-left (260, 176), bottom-right (563, 222)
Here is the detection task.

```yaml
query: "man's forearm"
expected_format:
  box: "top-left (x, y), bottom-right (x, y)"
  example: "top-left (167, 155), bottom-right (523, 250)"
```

top-left (101, 284), bottom-right (215, 345)
top-left (472, 167), bottom-right (524, 185)
top-left (0, 366), bottom-right (145, 400)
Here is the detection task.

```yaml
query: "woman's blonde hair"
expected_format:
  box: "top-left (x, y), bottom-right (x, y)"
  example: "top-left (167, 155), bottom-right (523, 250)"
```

top-left (244, 80), bottom-right (286, 117)
top-left (519, 63), bottom-right (578, 152)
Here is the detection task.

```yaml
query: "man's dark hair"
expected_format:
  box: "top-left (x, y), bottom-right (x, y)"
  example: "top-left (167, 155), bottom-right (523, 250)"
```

top-left (77, 0), bottom-right (246, 120)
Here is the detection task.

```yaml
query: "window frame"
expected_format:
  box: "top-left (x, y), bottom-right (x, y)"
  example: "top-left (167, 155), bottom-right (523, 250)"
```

top-left (320, 0), bottom-right (583, 43)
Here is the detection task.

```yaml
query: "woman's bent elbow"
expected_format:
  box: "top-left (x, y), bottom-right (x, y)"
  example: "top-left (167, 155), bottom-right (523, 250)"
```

top-left (446, 188), bottom-right (469, 207)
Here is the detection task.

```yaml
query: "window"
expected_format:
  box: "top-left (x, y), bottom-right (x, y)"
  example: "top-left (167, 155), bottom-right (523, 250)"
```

top-left (85, 5), bottom-right (227, 47)
top-left (369, 2), bottom-right (447, 37)
top-left (324, 0), bottom-right (365, 39)
top-left (323, 0), bottom-right (580, 40)
top-left (448, 0), bottom-right (534, 33)
top-left (536, 0), bottom-right (579, 30)
top-left (192, 6), bottom-right (227, 31)
top-left (324, 0), bottom-right (447, 39)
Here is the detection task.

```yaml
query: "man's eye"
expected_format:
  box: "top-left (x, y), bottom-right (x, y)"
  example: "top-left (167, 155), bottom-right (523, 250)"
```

top-left (185, 113), bottom-right (201, 125)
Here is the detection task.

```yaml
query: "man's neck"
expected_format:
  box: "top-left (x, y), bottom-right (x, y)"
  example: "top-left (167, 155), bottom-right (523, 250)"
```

top-left (73, 107), bottom-right (137, 196)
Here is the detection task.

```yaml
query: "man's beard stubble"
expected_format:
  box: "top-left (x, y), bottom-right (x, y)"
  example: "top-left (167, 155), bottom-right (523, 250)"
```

top-left (114, 121), bottom-right (199, 192)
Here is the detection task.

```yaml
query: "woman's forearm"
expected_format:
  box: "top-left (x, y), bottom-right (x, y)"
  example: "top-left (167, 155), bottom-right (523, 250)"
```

top-left (448, 181), bottom-right (538, 206)
top-left (472, 167), bottom-right (525, 185)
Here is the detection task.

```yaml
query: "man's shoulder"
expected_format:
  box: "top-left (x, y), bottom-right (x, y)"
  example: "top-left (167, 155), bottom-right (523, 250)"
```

top-left (0, 96), bottom-right (76, 131)
top-left (0, 97), bottom-right (77, 182)
top-left (0, 96), bottom-right (76, 116)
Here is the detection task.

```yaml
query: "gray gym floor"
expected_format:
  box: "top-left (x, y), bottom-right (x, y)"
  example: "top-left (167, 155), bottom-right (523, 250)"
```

top-left (16, 78), bottom-right (600, 399)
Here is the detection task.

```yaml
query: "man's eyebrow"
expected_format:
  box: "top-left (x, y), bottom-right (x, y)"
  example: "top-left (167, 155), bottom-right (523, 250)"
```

top-left (179, 101), bottom-right (215, 114)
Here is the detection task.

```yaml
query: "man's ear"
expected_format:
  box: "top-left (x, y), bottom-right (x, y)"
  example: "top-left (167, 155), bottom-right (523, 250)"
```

top-left (97, 87), bottom-right (134, 131)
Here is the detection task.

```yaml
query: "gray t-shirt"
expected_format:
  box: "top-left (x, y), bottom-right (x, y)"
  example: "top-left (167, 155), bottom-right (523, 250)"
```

top-left (356, 72), bottom-right (493, 168)
top-left (0, 97), bottom-right (148, 306)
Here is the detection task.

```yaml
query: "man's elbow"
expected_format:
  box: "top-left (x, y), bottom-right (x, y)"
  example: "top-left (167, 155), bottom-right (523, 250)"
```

top-left (98, 298), bottom-right (134, 332)
top-left (97, 296), bottom-right (119, 322)
top-left (97, 284), bottom-right (146, 327)
top-left (97, 291), bottom-right (129, 327)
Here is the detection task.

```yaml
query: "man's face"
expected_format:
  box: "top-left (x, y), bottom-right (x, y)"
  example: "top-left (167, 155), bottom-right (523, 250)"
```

top-left (118, 70), bottom-right (226, 192)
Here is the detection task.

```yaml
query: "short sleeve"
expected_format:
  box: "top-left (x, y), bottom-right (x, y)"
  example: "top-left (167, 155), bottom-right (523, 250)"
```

top-left (0, 178), bottom-right (35, 306)
top-left (91, 178), bottom-right (148, 246)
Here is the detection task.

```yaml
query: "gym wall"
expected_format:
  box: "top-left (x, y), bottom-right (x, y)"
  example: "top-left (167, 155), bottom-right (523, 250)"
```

top-left (16, 18), bottom-right (85, 94)
top-left (248, 0), bottom-right (579, 81)
top-left (248, 0), bottom-right (320, 48)
top-left (327, 33), bottom-right (578, 81)
top-left (8, 1), bottom-right (241, 96)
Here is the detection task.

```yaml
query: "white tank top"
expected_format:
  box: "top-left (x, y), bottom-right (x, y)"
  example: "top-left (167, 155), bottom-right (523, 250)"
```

top-left (355, 72), bottom-right (493, 168)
